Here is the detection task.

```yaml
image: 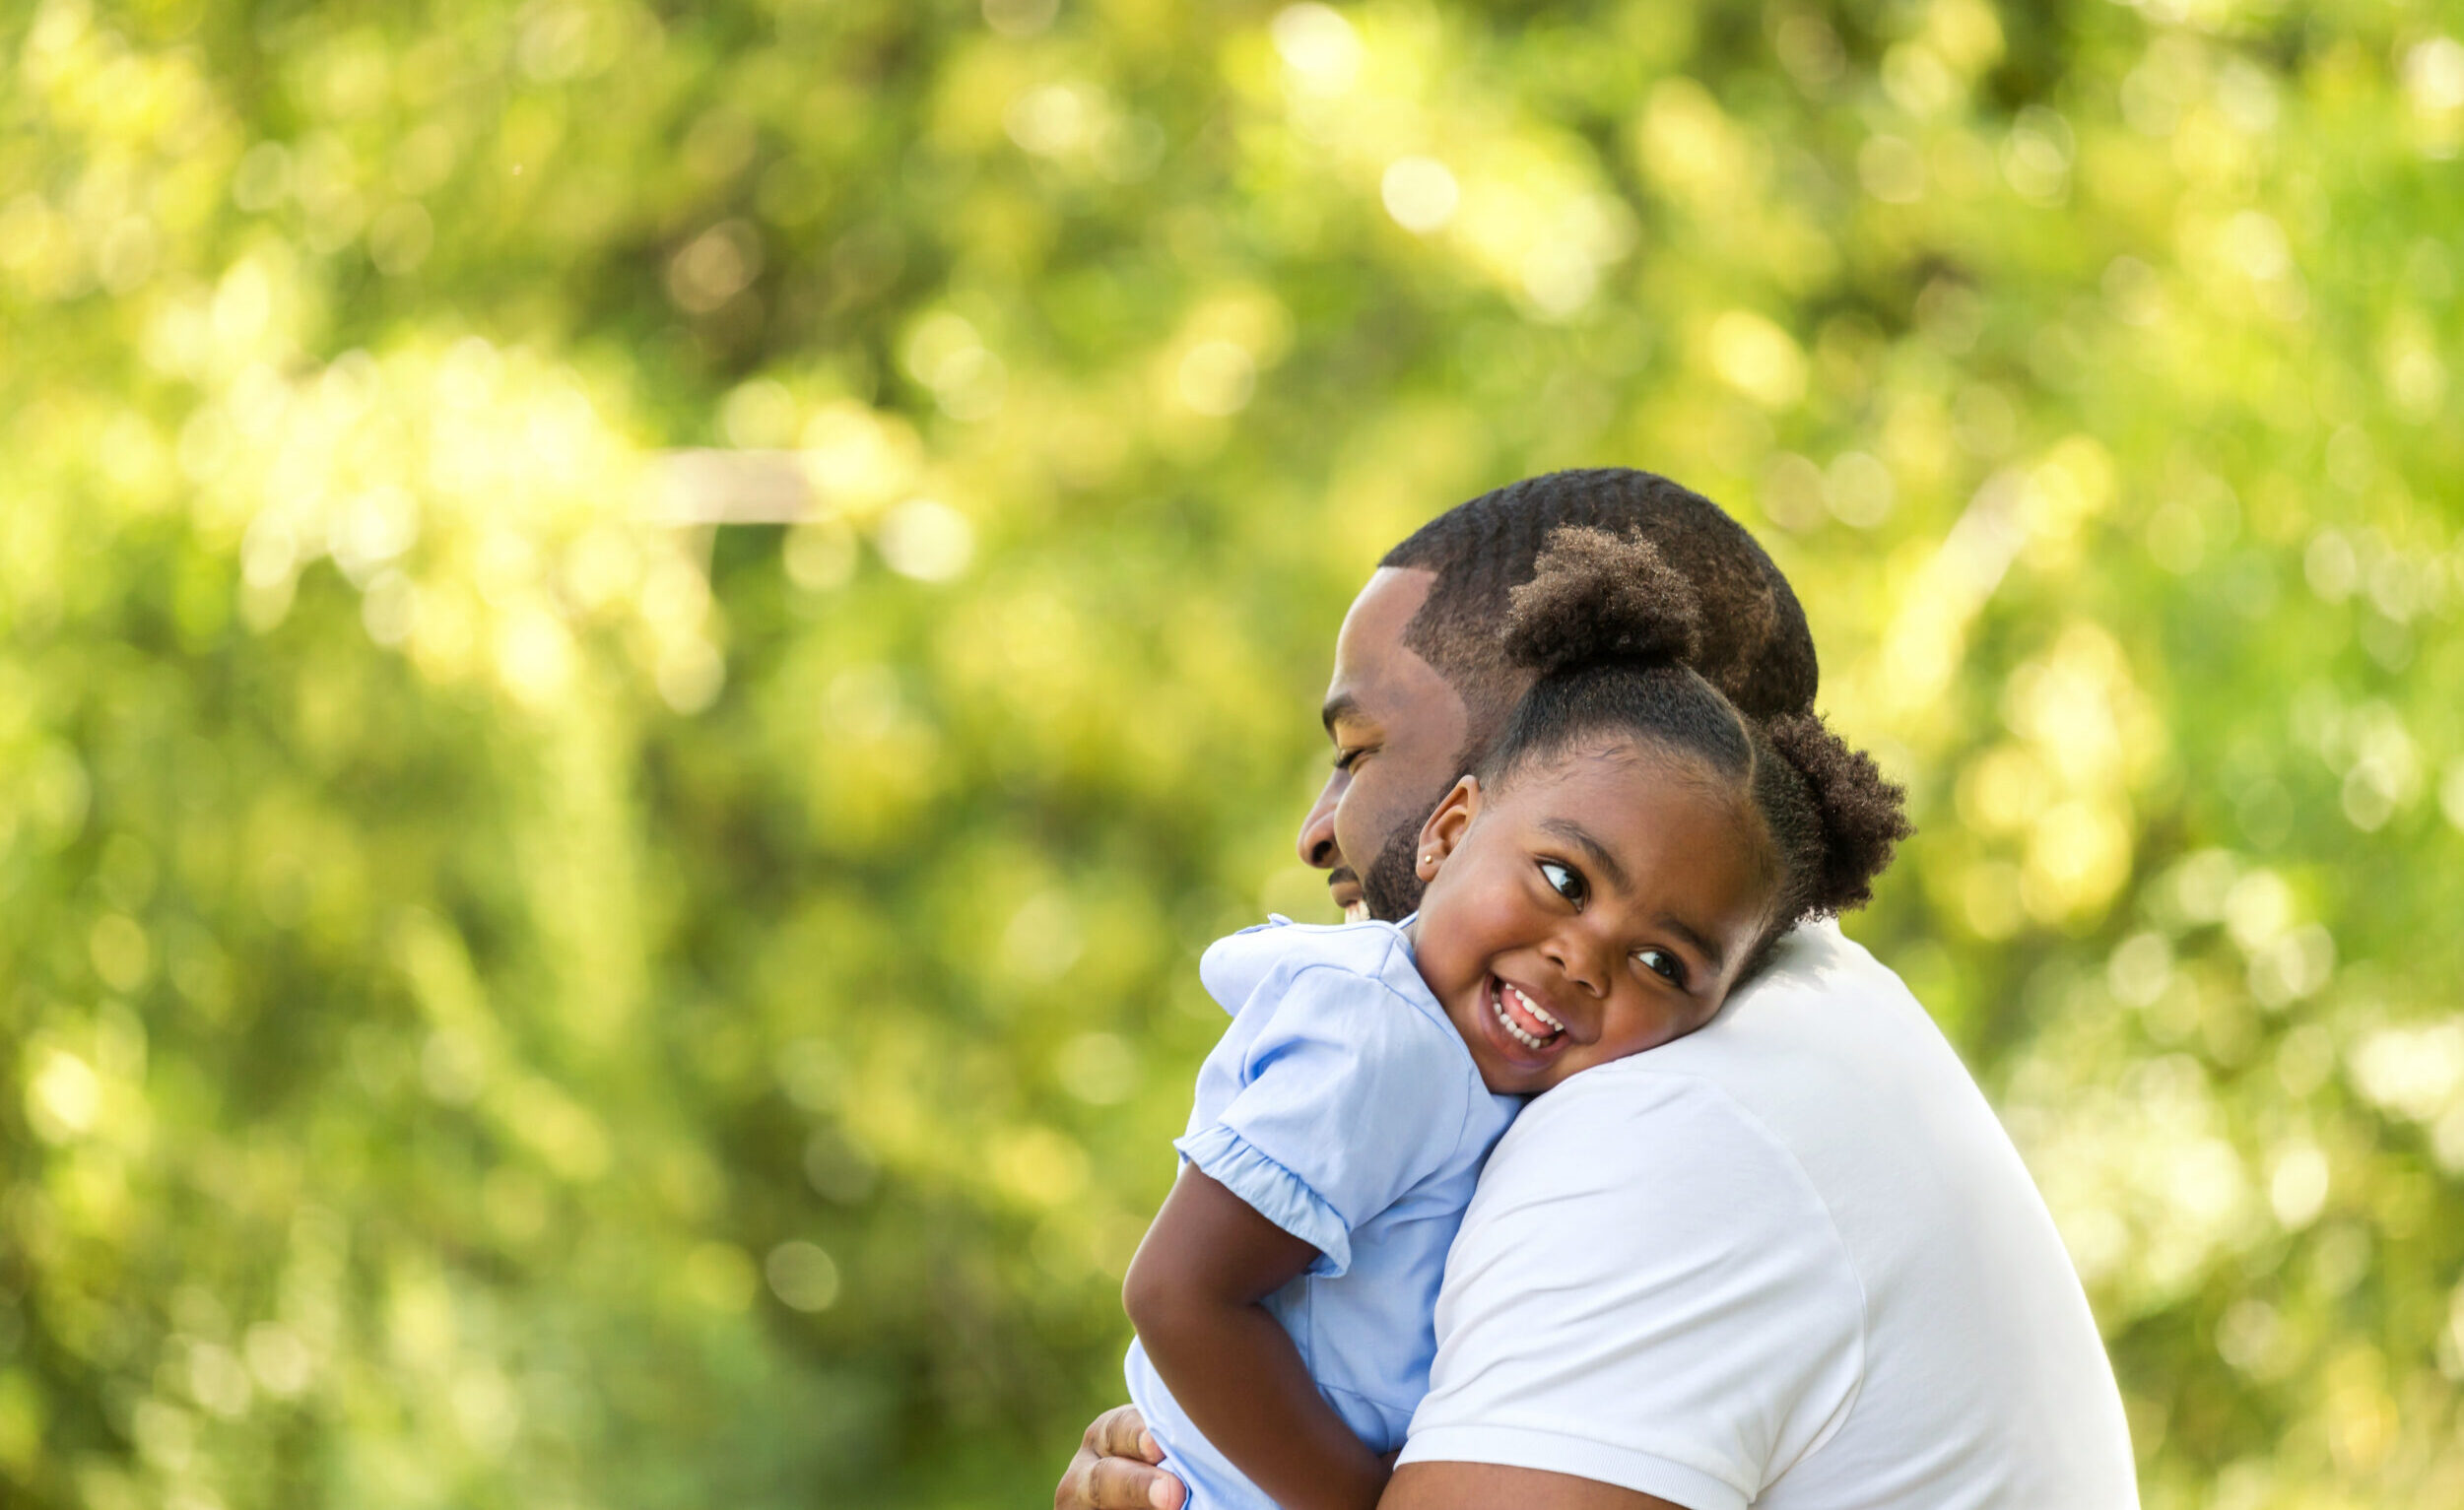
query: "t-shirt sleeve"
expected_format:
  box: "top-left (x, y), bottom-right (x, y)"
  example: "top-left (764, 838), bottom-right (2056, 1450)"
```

top-left (1174, 960), bottom-right (1473, 1280)
top-left (1397, 1072), bottom-right (1866, 1510)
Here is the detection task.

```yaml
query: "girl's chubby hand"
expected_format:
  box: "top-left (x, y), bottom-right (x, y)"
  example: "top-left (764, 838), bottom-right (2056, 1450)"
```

top-left (1056, 1405), bottom-right (1185, 1510)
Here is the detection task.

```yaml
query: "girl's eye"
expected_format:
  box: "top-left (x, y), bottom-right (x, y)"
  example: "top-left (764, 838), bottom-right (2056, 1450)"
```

top-left (1636, 948), bottom-right (1687, 987)
top-left (1538, 860), bottom-right (1585, 905)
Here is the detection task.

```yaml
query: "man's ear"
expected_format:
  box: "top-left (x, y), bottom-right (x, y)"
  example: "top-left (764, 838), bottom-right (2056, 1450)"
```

top-left (1415, 777), bottom-right (1482, 882)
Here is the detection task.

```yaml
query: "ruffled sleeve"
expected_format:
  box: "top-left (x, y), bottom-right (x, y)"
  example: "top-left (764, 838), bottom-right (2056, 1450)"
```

top-left (1174, 1123), bottom-right (1356, 1276)
top-left (1174, 952), bottom-right (1477, 1279)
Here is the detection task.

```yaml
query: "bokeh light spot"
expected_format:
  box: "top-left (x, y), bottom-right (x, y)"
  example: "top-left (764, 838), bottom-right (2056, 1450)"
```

top-left (766, 1241), bottom-right (842, 1313)
top-left (1381, 157), bottom-right (1459, 233)
top-left (876, 497), bottom-right (975, 582)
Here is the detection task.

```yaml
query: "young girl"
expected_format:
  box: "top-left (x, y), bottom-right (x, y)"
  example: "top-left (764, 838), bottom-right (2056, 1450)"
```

top-left (1119, 527), bottom-right (1911, 1510)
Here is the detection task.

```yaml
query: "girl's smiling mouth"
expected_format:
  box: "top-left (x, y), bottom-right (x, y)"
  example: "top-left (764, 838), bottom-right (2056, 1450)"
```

top-left (1488, 976), bottom-right (1566, 1054)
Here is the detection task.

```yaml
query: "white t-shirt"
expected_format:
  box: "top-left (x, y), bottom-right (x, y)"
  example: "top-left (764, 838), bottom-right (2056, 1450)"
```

top-left (1397, 920), bottom-right (2138, 1510)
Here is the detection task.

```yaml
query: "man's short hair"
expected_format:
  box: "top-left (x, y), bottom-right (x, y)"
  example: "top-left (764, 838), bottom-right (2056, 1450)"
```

top-left (1380, 468), bottom-right (1819, 756)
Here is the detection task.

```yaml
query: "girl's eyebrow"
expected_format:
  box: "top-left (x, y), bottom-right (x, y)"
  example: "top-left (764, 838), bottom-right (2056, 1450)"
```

top-left (1539, 816), bottom-right (1728, 977)
top-left (1656, 912), bottom-right (1728, 978)
top-left (1538, 817), bottom-right (1629, 892)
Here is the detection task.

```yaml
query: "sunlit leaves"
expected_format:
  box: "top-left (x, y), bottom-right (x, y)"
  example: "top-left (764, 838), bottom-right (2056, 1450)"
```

top-left (5, 0), bottom-right (2463, 1507)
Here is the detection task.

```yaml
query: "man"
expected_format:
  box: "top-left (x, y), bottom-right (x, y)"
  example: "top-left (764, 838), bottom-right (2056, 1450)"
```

top-left (1059, 470), bottom-right (2137, 1510)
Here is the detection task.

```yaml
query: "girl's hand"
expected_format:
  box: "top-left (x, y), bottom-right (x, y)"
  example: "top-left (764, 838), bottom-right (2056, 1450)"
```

top-left (1055, 1405), bottom-right (1184, 1510)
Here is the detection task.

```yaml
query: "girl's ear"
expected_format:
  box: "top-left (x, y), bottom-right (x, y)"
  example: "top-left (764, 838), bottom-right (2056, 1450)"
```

top-left (1415, 776), bottom-right (1482, 882)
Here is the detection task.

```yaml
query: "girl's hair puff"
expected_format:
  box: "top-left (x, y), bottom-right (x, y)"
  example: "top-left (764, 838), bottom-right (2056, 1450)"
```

top-left (1482, 526), bottom-right (1912, 980)
top-left (1501, 523), bottom-right (1704, 672)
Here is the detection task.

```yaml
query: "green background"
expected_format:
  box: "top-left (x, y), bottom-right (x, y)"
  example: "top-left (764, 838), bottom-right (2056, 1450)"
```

top-left (5, 0), bottom-right (2461, 1505)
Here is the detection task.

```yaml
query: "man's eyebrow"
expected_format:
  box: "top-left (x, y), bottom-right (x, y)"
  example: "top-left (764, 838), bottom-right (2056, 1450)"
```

top-left (1321, 690), bottom-right (1362, 736)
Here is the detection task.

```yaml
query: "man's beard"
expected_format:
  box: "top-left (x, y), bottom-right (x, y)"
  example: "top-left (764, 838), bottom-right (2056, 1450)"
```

top-left (1360, 803), bottom-right (1438, 922)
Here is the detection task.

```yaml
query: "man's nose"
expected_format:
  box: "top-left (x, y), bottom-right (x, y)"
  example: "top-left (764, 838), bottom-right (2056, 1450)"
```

top-left (1297, 773), bottom-right (1342, 869)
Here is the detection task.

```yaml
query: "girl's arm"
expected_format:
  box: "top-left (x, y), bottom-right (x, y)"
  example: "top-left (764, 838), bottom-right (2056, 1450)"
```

top-left (1123, 1165), bottom-right (1391, 1510)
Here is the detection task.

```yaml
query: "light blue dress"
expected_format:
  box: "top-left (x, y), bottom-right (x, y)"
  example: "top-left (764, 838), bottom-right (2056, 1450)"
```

top-left (1124, 916), bottom-right (1522, 1510)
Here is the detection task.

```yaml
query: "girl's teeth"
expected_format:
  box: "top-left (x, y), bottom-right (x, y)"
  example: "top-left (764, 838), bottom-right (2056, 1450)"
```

top-left (1493, 985), bottom-right (1563, 1051)
top-left (1507, 986), bottom-right (1565, 1033)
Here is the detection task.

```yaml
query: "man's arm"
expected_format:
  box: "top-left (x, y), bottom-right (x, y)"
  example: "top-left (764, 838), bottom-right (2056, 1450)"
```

top-left (1387, 1073), bottom-right (1864, 1510)
top-left (1054, 1420), bottom-right (1692, 1510)
top-left (1121, 1165), bottom-right (1390, 1510)
top-left (1382, 1463), bottom-right (1682, 1509)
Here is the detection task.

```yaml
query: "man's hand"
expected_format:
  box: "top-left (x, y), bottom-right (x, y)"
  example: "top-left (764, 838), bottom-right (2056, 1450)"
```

top-left (1055, 1405), bottom-right (1184, 1510)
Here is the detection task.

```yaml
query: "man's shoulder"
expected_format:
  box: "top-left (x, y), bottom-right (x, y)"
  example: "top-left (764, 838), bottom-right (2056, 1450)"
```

top-left (1547, 920), bottom-right (1968, 1115)
top-left (1704, 916), bottom-right (1927, 1031)
top-left (1474, 1050), bottom-right (1847, 1250)
top-left (1483, 918), bottom-right (2011, 1237)
top-left (1432, 927), bottom-right (2137, 1505)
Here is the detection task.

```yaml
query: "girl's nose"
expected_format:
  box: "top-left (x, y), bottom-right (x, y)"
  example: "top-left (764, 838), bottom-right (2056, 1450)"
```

top-left (1545, 931), bottom-right (1611, 997)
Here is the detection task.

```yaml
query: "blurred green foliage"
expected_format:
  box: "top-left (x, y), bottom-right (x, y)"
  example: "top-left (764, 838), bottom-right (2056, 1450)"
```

top-left (3, 0), bottom-right (2461, 1505)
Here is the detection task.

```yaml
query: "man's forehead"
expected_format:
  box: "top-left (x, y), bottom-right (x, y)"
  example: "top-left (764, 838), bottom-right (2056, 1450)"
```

top-left (1323, 567), bottom-right (1449, 729)
top-left (1341, 566), bottom-right (1435, 641)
